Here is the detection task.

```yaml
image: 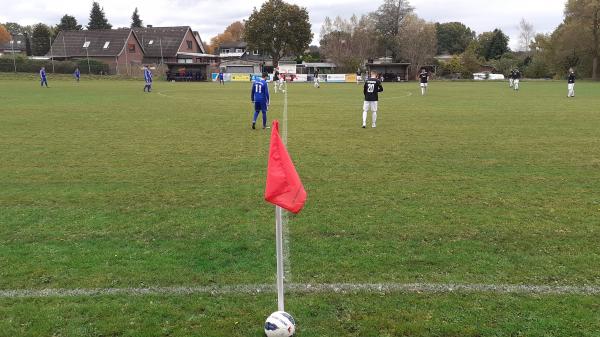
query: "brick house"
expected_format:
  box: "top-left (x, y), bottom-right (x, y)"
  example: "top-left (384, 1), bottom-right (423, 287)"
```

top-left (49, 29), bottom-right (143, 75)
top-left (133, 26), bottom-right (218, 81)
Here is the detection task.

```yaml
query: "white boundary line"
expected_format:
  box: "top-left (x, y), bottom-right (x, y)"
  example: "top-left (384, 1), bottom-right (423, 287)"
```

top-left (1, 283), bottom-right (599, 299)
top-left (386, 92), bottom-right (414, 99)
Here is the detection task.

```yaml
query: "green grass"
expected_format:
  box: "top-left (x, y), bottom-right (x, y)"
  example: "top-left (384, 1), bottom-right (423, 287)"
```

top-left (1, 77), bottom-right (600, 336)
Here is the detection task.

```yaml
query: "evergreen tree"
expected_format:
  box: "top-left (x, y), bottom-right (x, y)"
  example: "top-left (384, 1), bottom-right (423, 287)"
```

top-left (131, 8), bottom-right (143, 28)
top-left (57, 14), bottom-right (82, 31)
top-left (487, 29), bottom-right (510, 60)
top-left (32, 23), bottom-right (51, 56)
top-left (87, 2), bottom-right (112, 30)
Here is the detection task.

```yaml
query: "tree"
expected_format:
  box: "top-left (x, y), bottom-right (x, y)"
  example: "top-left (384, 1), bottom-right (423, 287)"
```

top-left (476, 29), bottom-right (509, 60)
top-left (57, 14), bottom-right (82, 31)
top-left (2, 22), bottom-right (33, 35)
top-left (320, 16), bottom-right (355, 71)
top-left (488, 29), bottom-right (510, 59)
top-left (439, 55), bottom-right (465, 77)
top-left (398, 15), bottom-right (438, 77)
top-left (208, 21), bottom-right (245, 54)
top-left (87, 2), bottom-right (112, 30)
top-left (435, 22), bottom-right (475, 55)
top-left (0, 25), bottom-right (10, 44)
top-left (564, 0), bottom-right (600, 80)
top-left (353, 15), bottom-right (381, 64)
top-left (549, 23), bottom-right (589, 77)
top-left (461, 41), bottom-right (483, 78)
top-left (31, 23), bottom-right (51, 56)
top-left (319, 14), bottom-right (380, 71)
top-left (298, 45), bottom-right (321, 62)
top-left (244, 0), bottom-right (312, 68)
top-left (518, 18), bottom-right (535, 53)
top-left (490, 53), bottom-right (519, 76)
top-left (373, 0), bottom-right (413, 61)
top-left (131, 7), bottom-right (143, 28)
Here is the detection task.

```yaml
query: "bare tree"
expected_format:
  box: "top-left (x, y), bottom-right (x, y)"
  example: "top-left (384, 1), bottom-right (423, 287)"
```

top-left (373, 0), bottom-right (414, 61)
top-left (320, 14), bottom-right (379, 71)
top-left (518, 18), bottom-right (535, 53)
top-left (398, 15), bottom-right (438, 77)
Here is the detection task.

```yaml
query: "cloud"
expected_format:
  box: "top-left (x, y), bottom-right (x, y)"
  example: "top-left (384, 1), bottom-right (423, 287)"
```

top-left (2, 0), bottom-right (566, 48)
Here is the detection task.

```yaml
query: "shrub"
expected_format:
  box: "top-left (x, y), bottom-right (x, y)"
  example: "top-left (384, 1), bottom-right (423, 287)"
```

top-left (0, 55), bottom-right (109, 74)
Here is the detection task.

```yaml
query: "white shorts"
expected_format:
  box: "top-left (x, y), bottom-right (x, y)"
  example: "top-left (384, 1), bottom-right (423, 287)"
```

top-left (420, 83), bottom-right (428, 88)
top-left (363, 101), bottom-right (378, 112)
top-left (568, 83), bottom-right (575, 91)
top-left (514, 79), bottom-right (520, 85)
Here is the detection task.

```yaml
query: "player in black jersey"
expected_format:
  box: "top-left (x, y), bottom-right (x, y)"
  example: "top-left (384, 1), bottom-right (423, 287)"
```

top-left (273, 71), bottom-right (282, 93)
top-left (362, 72), bottom-right (384, 128)
top-left (567, 68), bottom-right (575, 98)
top-left (419, 68), bottom-right (429, 96)
top-left (509, 69), bottom-right (515, 88)
top-left (512, 68), bottom-right (521, 91)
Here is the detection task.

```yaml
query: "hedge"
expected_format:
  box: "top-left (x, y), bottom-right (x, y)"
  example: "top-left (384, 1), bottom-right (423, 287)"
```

top-left (0, 56), bottom-right (109, 74)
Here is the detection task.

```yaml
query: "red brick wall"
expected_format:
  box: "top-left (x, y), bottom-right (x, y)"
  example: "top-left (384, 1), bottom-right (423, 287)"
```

top-left (178, 29), bottom-right (201, 54)
top-left (116, 33), bottom-right (144, 76)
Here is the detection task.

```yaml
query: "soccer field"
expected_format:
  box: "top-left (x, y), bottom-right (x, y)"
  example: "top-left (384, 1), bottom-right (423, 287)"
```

top-left (1, 78), bottom-right (599, 336)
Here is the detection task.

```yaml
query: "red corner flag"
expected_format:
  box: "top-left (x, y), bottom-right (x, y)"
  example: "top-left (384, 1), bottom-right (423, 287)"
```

top-left (265, 120), bottom-right (307, 214)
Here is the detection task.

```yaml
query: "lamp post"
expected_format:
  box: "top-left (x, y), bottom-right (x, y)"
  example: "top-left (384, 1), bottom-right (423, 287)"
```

top-left (10, 40), bottom-right (16, 72)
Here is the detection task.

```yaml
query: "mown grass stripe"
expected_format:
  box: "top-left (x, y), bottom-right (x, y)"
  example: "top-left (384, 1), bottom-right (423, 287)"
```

top-left (2, 283), bottom-right (599, 299)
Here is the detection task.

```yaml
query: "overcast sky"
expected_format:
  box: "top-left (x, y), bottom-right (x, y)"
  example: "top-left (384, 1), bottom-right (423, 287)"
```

top-left (2, 0), bottom-right (566, 49)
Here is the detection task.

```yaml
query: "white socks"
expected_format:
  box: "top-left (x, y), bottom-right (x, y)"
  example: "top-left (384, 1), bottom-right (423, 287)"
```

top-left (363, 110), bottom-right (377, 127)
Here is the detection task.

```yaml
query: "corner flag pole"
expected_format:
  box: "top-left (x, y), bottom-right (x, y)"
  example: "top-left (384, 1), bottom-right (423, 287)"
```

top-left (275, 205), bottom-right (285, 311)
top-left (275, 81), bottom-right (289, 312)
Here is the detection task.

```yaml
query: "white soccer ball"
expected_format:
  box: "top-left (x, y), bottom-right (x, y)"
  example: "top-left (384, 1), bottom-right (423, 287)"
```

top-left (264, 311), bottom-right (296, 337)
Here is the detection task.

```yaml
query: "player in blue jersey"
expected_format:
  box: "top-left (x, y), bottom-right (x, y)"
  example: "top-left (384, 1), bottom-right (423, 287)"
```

top-left (251, 72), bottom-right (270, 130)
top-left (217, 70), bottom-right (225, 85)
top-left (74, 67), bottom-right (81, 82)
top-left (40, 67), bottom-right (48, 87)
top-left (143, 65), bottom-right (153, 92)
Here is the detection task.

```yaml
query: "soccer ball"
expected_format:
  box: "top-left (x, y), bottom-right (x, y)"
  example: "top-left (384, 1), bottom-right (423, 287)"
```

top-left (264, 311), bottom-right (296, 337)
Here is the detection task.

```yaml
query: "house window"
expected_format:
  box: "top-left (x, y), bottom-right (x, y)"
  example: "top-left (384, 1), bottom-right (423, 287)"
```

top-left (148, 40), bottom-right (154, 45)
top-left (103, 41), bottom-right (110, 49)
top-left (187, 40), bottom-right (192, 49)
top-left (128, 44), bottom-right (136, 53)
top-left (83, 41), bottom-right (90, 48)
top-left (253, 50), bottom-right (260, 55)
top-left (222, 49), bottom-right (230, 54)
top-left (235, 48), bottom-right (243, 53)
